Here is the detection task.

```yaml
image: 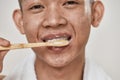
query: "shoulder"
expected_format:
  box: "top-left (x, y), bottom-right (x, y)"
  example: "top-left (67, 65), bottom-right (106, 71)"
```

top-left (4, 53), bottom-right (37, 80)
top-left (83, 58), bottom-right (112, 80)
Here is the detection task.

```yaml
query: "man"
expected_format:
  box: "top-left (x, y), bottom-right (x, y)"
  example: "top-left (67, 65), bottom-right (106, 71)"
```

top-left (0, 0), bottom-right (112, 80)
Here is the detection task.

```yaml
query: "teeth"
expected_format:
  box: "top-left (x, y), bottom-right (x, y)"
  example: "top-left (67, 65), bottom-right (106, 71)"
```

top-left (47, 37), bottom-right (68, 43)
top-left (46, 38), bottom-right (69, 47)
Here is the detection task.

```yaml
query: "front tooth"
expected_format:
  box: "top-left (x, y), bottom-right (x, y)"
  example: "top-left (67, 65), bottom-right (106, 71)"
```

top-left (47, 37), bottom-right (67, 43)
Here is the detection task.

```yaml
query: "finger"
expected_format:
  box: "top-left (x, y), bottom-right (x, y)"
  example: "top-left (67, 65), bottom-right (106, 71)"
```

top-left (0, 38), bottom-right (10, 73)
top-left (0, 57), bottom-right (3, 73)
top-left (0, 50), bottom-right (9, 73)
top-left (0, 50), bottom-right (9, 60)
top-left (0, 38), bottom-right (10, 47)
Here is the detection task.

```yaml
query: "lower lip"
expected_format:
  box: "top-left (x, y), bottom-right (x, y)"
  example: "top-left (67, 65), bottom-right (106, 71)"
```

top-left (47, 43), bottom-right (71, 53)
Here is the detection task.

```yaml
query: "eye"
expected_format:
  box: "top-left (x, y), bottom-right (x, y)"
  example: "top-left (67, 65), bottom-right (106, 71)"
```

top-left (29, 4), bottom-right (44, 11)
top-left (63, 0), bottom-right (79, 6)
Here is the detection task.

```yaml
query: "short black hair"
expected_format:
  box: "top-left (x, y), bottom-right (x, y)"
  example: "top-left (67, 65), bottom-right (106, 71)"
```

top-left (18, 0), bottom-right (22, 10)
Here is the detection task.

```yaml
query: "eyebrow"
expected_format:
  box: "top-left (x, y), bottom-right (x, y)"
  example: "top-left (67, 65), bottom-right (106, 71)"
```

top-left (21, 0), bottom-right (35, 3)
top-left (23, 0), bottom-right (34, 3)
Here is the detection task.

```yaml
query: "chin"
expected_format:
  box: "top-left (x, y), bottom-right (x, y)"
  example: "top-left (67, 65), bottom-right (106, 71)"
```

top-left (47, 60), bottom-right (71, 68)
top-left (44, 54), bottom-right (76, 68)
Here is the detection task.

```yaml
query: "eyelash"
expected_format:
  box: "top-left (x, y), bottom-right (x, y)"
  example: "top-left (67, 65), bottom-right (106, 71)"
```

top-left (28, 1), bottom-right (79, 12)
top-left (29, 5), bottom-right (44, 10)
top-left (63, 1), bottom-right (79, 6)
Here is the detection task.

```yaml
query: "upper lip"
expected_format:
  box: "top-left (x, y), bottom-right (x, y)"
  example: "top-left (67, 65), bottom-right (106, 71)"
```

top-left (41, 33), bottom-right (72, 42)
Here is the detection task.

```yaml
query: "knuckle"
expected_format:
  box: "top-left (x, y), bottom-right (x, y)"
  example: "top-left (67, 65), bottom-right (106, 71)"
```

top-left (0, 38), bottom-right (10, 46)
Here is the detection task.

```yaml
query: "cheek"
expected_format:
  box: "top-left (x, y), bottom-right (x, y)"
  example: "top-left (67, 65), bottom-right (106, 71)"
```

top-left (23, 16), bottom-right (41, 42)
top-left (77, 21), bottom-right (90, 47)
top-left (67, 12), bottom-right (91, 46)
top-left (76, 16), bottom-right (90, 40)
top-left (77, 17), bottom-right (90, 36)
top-left (68, 12), bottom-right (90, 36)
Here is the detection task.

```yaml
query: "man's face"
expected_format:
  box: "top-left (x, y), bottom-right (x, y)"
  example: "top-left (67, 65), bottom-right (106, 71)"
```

top-left (19, 0), bottom-right (91, 67)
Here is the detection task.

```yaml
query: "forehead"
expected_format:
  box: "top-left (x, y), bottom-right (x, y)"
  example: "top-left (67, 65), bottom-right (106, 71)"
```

top-left (22, 0), bottom-right (87, 3)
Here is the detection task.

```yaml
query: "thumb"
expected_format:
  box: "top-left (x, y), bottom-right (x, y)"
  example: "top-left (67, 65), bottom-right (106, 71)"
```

top-left (0, 51), bottom-right (8, 73)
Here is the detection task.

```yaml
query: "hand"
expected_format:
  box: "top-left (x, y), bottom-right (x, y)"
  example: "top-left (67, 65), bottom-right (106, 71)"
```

top-left (0, 38), bottom-right (10, 73)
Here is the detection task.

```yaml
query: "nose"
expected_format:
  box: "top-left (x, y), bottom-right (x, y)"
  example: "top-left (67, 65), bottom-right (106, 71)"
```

top-left (42, 8), bottom-right (67, 28)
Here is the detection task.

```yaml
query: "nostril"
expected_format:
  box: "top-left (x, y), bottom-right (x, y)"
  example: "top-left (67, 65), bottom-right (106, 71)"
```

top-left (44, 25), bottom-right (51, 28)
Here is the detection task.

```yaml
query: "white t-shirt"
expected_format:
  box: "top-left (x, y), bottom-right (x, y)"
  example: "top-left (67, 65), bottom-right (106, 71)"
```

top-left (4, 53), bottom-right (112, 80)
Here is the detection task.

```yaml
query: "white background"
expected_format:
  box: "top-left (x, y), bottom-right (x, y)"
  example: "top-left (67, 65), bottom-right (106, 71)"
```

top-left (0, 0), bottom-right (120, 80)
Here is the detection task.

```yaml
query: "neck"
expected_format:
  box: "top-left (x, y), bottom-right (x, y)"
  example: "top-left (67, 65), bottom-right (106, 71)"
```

top-left (35, 55), bottom-right (85, 80)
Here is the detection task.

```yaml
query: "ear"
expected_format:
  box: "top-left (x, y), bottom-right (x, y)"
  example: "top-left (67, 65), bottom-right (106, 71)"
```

top-left (91, 1), bottom-right (104, 27)
top-left (13, 9), bottom-right (25, 34)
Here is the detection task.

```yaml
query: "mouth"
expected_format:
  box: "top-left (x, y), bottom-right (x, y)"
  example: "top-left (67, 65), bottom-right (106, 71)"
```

top-left (41, 33), bottom-right (72, 48)
top-left (43, 36), bottom-right (71, 43)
